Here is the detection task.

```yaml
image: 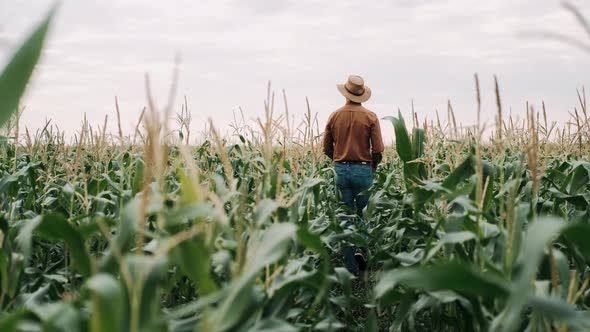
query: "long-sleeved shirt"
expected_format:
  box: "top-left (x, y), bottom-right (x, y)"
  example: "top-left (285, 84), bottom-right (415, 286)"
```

top-left (322, 101), bottom-right (384, 167)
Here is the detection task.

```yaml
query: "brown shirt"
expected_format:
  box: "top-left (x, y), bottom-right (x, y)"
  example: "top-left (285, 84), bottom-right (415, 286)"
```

top-left (322, 102), bottom-right (384, 165)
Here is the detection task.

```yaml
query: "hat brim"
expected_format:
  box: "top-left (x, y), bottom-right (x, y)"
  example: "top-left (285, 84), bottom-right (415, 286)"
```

top-left (337, 84), bottom-right (371, 103)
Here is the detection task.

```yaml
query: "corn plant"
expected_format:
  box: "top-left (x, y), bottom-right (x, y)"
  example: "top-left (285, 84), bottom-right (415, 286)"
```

top-left (1, 4), bottom-right (590, 332)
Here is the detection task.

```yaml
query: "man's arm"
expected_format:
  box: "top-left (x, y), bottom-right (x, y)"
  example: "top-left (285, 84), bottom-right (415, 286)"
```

top-left (370, 115), bottom-right (384, 169)
top-left (322, 116), bottom-right (334, 160)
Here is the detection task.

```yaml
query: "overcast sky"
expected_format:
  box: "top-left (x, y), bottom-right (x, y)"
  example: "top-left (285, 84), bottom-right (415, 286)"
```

top-left (0, 0), bottom-right (589, 142)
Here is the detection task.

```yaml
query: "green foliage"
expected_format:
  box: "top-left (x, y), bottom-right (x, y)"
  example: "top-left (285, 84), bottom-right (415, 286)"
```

top-left (86, 274), bottom-right (126, 332)
top-left (1, 118), bottom-right (588, 332)
top-left (0, 6), bottom-right (589, 332)
top-left (0, 6), bottom-right (55, 127)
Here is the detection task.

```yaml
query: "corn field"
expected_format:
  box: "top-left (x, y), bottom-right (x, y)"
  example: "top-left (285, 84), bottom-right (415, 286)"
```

top-left (1, 6), bottom-right (590, 332)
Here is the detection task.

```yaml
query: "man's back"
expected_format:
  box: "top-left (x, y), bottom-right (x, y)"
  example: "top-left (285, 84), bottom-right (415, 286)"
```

top-left (325, 74), bottom-right (382, 276)
top-left (323, 101), bottom-right (384, 163)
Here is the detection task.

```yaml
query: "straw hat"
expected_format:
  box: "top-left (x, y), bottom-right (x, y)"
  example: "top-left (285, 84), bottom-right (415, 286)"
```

top-left (337, 75), bottom-right (371, 103)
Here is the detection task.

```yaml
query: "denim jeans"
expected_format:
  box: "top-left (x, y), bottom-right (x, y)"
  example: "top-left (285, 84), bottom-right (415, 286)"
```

top-left (334, 163), bottom-right (373, 274)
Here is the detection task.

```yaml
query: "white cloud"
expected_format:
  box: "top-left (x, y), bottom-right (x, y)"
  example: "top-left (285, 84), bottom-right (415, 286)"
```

top-left (0, 0), bottom-right (587, 141)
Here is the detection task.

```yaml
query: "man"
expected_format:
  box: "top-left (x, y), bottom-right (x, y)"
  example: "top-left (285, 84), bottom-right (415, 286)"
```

top-left (322, 74), bottom-right (384, 275)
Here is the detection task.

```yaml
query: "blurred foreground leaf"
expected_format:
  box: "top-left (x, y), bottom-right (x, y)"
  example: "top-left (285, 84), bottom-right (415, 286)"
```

top-left (0, 6), bottom-right (56, 127)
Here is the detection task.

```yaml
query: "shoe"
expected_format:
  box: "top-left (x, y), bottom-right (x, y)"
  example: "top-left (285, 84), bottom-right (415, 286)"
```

top-left (354, 249), bottom-right (367, 271)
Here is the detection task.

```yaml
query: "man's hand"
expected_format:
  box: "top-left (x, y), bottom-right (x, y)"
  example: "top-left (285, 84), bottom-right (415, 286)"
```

top-left (371, 152), bottom-right (382, 172)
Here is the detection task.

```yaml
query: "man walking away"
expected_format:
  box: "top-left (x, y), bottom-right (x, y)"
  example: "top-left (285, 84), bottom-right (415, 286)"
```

top-left (322, 75), bottom-right (384, 275)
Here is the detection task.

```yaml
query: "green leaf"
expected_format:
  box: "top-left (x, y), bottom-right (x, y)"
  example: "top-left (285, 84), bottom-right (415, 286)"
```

top-left (375, 262), bottom-right (509, 300)
top-left (31, 302), bottom-right (81, 332)
top-left (100, 199), bottom-right (140, 273)
top-left (391, 291), bottom-right (418, 331)
top-left (124, 255), bottom-right (168, 330)
top-left (384, 111), bottom-right (413, 162)
top-left (36, 213), bottom-right (93, 277)
top-left (514, 217), bottom-right (564, 285)
top-left (442, 156), bottom-right (474, 190)
top-left (506, 203), bottom-right (528, 271)
top-left (208, 223), bottom-right (297, 331)
top-left (0, 6), bottom-right (56, 127)
top-left (254, 198), bottom-right (279, 226)
top-left (364, 309), bottom-right (378, 332)
top-left (412, 128), bottom-right (425, 159)
top-left (244, 223), bottom-right (297, 274)
top-left (174, 233), bottom-right (218, 295)
top-left (548, 188), bottom-right (589, 209)
top-left (550, 249), bottom-right (571, 299)
top-left (14, 217), bottom-right (42, 261)
top-left (247, 318), bottom-right (298, 332)
top-left (268, 264), bottom-right (317, 298)
top-left (528, 295), bottom-right (590, 328)
top-left (425, 231), bottom-right (476, 261)
top-left (14, 214), bottom-right (92, 277)
top-left (161, 291), bottom-right (225, 322)
top-left (178, 168), bottom-right (201, 204)
top-left (0, 310), bottom-right (30, 332)
top-left (295, 227), bottom-right (332, 305)
top-left (206, 276), bottom-right (263, 332)
top-left (481, 160), bottom-right (495, 212)
top-left (86, 274), bottom-right (127, 332)
top-left (132, 158), bottom-right (145, 196)
top-left (561, 222), bottom-right (590, 259)
top-left (492, 217), bottom-right (565, 332)
top-left (568, 162), bottom-right (590, 195)
top-left (314, 316), bottom-right (345, 331)
top-left (23, 283), bottom-right (50, 307)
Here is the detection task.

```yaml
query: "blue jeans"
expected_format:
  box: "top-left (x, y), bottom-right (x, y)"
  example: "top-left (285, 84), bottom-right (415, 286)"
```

top-left (334, 163), bottom-right (373, 274)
